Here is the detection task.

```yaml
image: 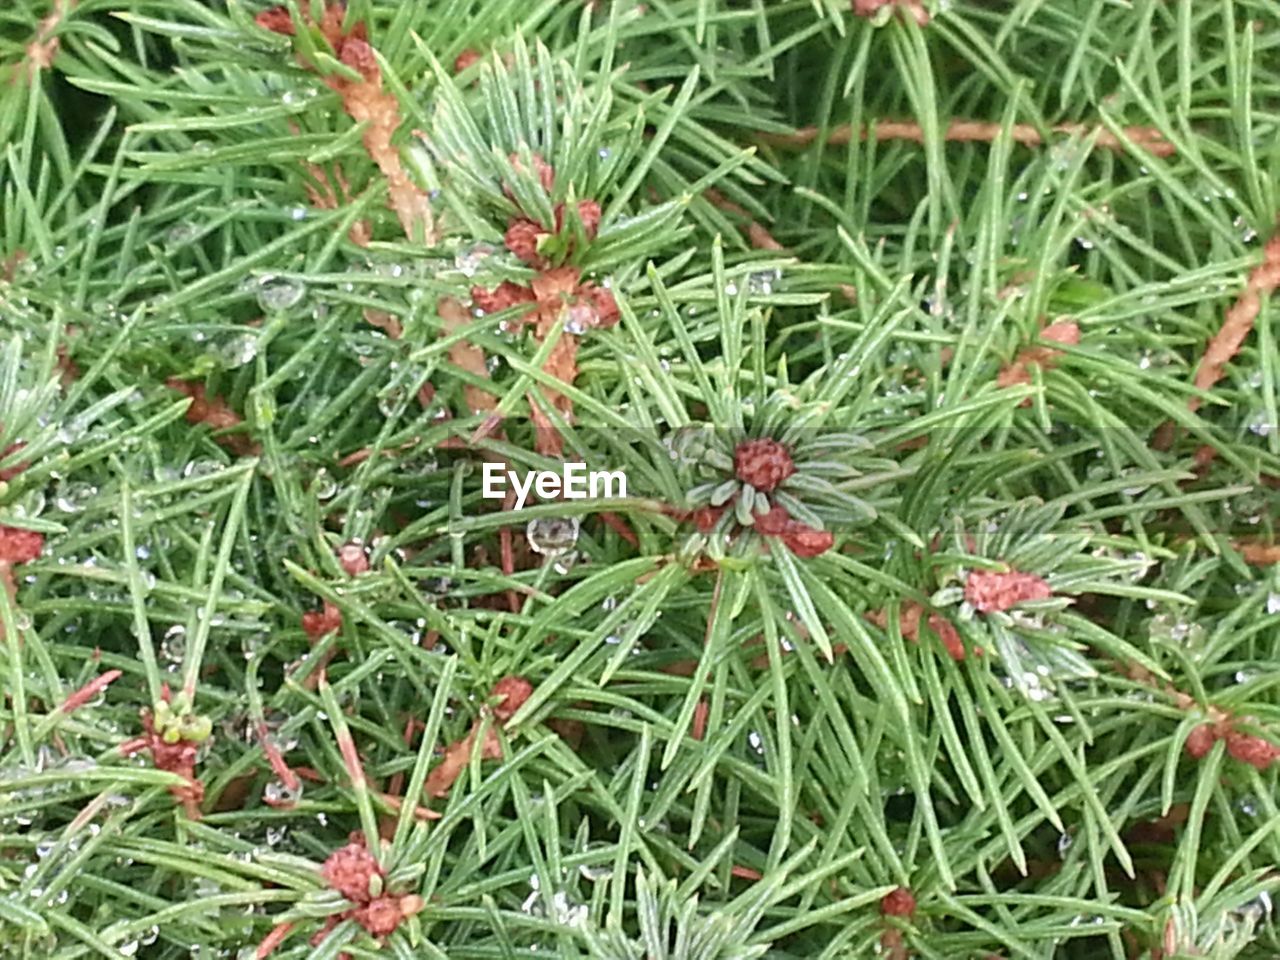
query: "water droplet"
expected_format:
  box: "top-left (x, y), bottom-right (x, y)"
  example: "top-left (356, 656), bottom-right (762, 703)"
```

top-left (53, 481), bottom-right (96, 513)
top-left (264, 779), bottom-right (302, 805)
top-left (220, 333), bottom-right (259, 368)
top-left (526, 517), bottom-right (580, 557)
top-left (1247, 413), bottom-right (1276, 436)
top-left (256, 276), bottom-right (305, 312)
top-left (578, 862), bottom-right (612, 882)
top-left (313, 469), bottom-right (337, 500)
top-left (165, 222), bottom-right (199, 251)
top-left (455, 244), bottom-right (495, 277)
top-left (183, 459), bottom-right (222, 479)
top-left (161, 625), bottom-right (186, 663)
top-left (377, 388), bottom-right (406, 418)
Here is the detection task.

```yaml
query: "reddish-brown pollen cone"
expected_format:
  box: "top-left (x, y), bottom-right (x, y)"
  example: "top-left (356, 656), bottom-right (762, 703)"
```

top-left (734, 438), bottom-right (795, 492)
top-left (754, 504), bottom-right (792, 536)
top-left (579, 283), bottom-right (619, 327)
top-left (851, 0), bottom-right (929, 26)
top-left (321, 842), bottom-right (384, 904)
top-left (0, 525), bottom-right (44, 565)
top-left (749, 502), bottom-right (836, 558)
top-left (691, 506), bottom-right (724, 533)
top-left (880, 886), bottom-right (917, 918)
top-left (338, 543), bottom-right (370, 576)
top-left (782, 523), bottom-right (834, 558)
top-left (556, 199), bottom-right (602, 238)
top-left (472, 281), bottom-right (535, 315)
top-left (1225, 730), bottom-right (1280, 770)
top-left (453, 49), bottom-right (480, 73)
top-left (338, 37), bottom-right (380, 82)
top-left (1185, 724), bottom-right (1216, 759)
top-left (353, 896), bottom-right (402, 937)
top-left (927, 613), bottom-right (966, 661)
top-left (504, 218), bottom-right (544, 264)
top-left (964, 569), bottom-right (1052, 613)
top-left (508, 152), bottom-right (555, 194)
top-left (255, 7), bottom-right (296, 33)
top-left (491, 676), bottom-right (533, 723)
top-left (302, 601), bottom-right (342, 640)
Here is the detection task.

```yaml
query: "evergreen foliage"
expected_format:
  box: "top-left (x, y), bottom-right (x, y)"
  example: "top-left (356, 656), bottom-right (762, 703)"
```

top-left (1, 1), bottom-right (1279, 958)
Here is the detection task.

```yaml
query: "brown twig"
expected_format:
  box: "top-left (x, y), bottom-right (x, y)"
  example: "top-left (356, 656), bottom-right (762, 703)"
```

top-left (1156, 226), bottom-right (1280, 457)
top-left (20, 0), bottom-right (75, 76)
top-left (1191, 229), bottom-right (1280, 407)
top-left (1236, 539), bottom-right (1280, 565)
top-left (705, 188), bottom-right (784, 252)
top-left (759, 119), bottom-right (1176, 158)
top-left (257, 5), bottom-right (434, 243)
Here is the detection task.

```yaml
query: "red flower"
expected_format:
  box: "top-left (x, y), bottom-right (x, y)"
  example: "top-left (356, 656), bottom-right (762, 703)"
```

top-left (0, 525), bottom-right (43, 565)
top-left (490, 676), bottom-right (533, 722)
top-left (321, 841), bottom-right (383, 904)
top-left (734, 438), bottom-right (795, 492)
top-left (964, 569), bottom-right (1051, 613)
top-left (880, 886), bottom-right (917, 918)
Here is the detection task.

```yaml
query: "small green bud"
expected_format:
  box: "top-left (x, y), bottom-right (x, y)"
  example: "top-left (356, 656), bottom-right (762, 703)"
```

top-left (368, 874), bottom-right (384, 898)
top-left (186, 716), bottom-right (213, 743)
top-left (162, 727), bottom-right (182, 745)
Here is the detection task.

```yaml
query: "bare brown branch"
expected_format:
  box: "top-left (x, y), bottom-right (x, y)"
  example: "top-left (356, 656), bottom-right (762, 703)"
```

top-left (760, 119), bottom-right (1176, 157)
